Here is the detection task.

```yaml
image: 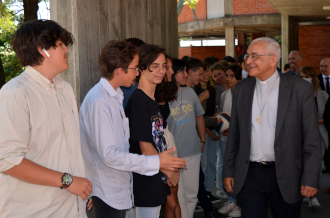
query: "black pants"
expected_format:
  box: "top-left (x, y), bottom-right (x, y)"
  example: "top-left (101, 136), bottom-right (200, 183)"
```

top-left (323, 149), bottom-right (330, 168)
top-left (237, 162), bottom-right (301, 218)
top-left (86, 196), bottom-right (126, 218)
top-left (197, 165), bottom-right (214, 215)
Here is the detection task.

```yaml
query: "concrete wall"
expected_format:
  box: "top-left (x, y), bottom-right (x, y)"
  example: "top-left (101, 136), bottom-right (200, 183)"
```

top-left (207, 0), bottom-right (224, 19)
top-left (50, 0), bottom-right (178, 105)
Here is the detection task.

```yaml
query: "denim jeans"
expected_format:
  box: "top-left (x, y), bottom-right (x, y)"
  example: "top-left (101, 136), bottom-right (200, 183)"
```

top-left (217, 141), bottom-right (236, 203)
top-left (201, 129), bottom-right (218, 192)
top-left (125, 206), bottom-right (161, 218)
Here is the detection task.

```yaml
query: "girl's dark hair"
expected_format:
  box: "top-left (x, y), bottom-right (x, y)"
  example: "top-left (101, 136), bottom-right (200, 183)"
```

top-left (155, 56), bottom-right (178, 103)
top-left (226, 64), bottom-right (242, 80)
top-left (138, 44), bottom-right (166, 72)
top-left (99, 40), bottom-right (137, 80)
top-left (11, 19), bottom-right (74, 67)
top-left (172, 59), bottom-right (186, 75)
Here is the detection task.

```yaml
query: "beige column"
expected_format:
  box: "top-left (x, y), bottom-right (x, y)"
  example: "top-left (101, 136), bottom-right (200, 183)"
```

top-left (225, 27), bottom-right (235, 58)
top-left (281, 15), bottom-right (297, 71)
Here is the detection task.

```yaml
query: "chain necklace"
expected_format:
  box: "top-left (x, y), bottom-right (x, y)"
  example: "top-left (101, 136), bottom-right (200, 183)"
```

top-left (255, 76), bottom-right (278, 125)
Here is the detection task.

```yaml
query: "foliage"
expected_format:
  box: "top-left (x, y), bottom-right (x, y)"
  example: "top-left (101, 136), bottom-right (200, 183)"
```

top-left (0, 1), bottom-right (24, 82)
top-left (178, 0), bottom-right (199, 10)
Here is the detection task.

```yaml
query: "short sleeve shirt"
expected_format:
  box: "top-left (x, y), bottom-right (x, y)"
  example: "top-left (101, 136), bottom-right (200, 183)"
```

top-left (125, 89), bottom-right (168, 207)
top-left (167, 87), bottom-right (205, 157)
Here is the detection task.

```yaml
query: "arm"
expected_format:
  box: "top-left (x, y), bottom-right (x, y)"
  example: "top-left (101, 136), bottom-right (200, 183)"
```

top-left (196, 115), bottom-right (206, 151)
top-left (205, 127), bottom-right (219, 141)
top-left (300, 84), bottom-right (322, 196)
top-left (139, 142), bottom-right (180, 183)
top-left (198, 90), bottom-right (209, 103)
top-left (4, 159), bottom-right (92, 200)
top-left (223, 86), bottom-right (240, 192)
top-left (0, 93), bottom-right (91, 200)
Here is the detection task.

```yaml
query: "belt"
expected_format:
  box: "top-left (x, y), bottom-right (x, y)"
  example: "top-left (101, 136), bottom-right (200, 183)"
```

top-left (253, 161), bottom-right (275, 168)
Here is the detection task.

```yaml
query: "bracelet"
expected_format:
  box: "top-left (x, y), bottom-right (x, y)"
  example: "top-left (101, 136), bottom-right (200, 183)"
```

top-left (201, 141), bottom-right (205, 144)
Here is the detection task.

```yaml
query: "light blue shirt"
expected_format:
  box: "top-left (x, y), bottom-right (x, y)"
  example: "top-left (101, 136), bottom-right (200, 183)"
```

top-left (80, 78), bottom-right (160, 210)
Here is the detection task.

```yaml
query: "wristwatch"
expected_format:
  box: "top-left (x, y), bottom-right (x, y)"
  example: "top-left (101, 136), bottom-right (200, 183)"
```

top-left (60, 173), bottom-right (73, 189)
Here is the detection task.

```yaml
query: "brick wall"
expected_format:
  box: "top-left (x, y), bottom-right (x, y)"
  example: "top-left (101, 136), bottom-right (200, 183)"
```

top-left (233, 0), bottom-right (278, 16)
top-left (299, 25), bottom-right (330, 75)
top-left (178, 0), bottom-right (207, 24)
top-left (178, 46), bottom-right (244, 62)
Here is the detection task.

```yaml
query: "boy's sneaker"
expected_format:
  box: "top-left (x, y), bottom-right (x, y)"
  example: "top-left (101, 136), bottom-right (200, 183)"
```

top-left (218, 200), bottom-right (236, 214)
top-left (207, 191), bottom-right (221, 203)
top-left (302, 197), bottom-right (310, 204)
top-left (228, 206), bottom-right (241, 217)
top-left (309, 197), bottom-right (321, 208)
top-left (216, 189), bottom-right (228, 199)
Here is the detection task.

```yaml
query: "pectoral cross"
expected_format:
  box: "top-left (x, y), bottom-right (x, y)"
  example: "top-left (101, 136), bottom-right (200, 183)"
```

top-left (256, 113), bottom-right (262, 125)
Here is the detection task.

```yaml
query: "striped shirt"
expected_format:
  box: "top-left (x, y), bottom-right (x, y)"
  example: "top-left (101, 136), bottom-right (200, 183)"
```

top-left (80, 78), bottom-right (160, 210)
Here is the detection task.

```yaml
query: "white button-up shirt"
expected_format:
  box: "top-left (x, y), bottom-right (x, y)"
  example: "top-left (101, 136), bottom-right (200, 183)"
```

top-left (250, 70), bottom-right (280, 162)
top-left (80, 78), bottom-right (159, 210)
top-left (0, 66), bottom-right (86, 217)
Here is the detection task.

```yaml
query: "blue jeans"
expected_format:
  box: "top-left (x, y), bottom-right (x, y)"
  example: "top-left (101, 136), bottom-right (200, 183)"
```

top-left (217, 141), bottom-right (236, 203)
top-left (201, 129), bottom-right (218, 192)
top-left (125, 206), bottom-right (161, 218)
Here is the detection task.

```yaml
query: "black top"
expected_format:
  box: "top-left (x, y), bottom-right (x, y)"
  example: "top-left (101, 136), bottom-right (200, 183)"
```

top-left (125, 89), bottom-right (168, 207)
top-left (159, 102), bottom-right (170, 129)
top-left (193, 86), bottom-right (216, 130)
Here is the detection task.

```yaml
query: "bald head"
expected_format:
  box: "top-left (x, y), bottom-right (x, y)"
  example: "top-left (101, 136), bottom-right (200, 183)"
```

top-left (320, 58), bottom-right (330, 76)
top-left (288, 50), bottom-right (303, 73)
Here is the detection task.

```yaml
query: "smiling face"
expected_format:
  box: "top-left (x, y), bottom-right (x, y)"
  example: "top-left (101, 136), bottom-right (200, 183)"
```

top-left (226, 69), bottom-right (240, 88)
top-left (141, 53), bottom-right (166, 85)
top-left (46, 40), bottom-right (69, 73)
top-left (166, 58), bottom-right (174, 82)
top-left (288, 51), bottom-right (302, 72)
top-left (122, 54), bottom-right (139, 87)
top-left (189, 66), bottom-right (204, 86)
top-left (175, 66), bottom-right (188, 87)
top-left (246, 41), bottom-right (277, 80)
top-left (212, 69), bottom-right (226, 84)
top-left (201, 68), bottom-right (210, 83)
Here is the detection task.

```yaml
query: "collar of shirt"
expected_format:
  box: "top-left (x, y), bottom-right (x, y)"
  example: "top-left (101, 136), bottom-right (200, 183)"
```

top-left (100, 77), bottom-right (124, 101)
top-left (256, 69), bottom-right (279, 86)
top-left (25, 65), bottom-right (64, 93)
top-left (322, 74), bottom-right (329, 80)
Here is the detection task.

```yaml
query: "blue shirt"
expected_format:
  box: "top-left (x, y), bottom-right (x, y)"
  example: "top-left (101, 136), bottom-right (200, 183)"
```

top-left (284, 69), bottom-right (299, 77)
top-left (121, 82), bottom-right (139, 109)
top-left (80, 78), bottom-right (159, 210)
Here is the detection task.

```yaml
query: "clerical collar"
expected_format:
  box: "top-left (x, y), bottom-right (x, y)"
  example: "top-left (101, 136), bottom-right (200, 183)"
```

top-left (256, 70), bottom-right (278, 85)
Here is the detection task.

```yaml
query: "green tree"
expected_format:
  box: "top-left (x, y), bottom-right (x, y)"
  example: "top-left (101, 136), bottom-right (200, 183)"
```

top-left (177, 0), bottom-right (199, 20)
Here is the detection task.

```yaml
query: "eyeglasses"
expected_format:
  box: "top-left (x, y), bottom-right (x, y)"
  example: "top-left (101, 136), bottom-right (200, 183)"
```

top-left (244, 53), bottom-right (274, 61)
top-left (124, 67), bottom-right (139, 72)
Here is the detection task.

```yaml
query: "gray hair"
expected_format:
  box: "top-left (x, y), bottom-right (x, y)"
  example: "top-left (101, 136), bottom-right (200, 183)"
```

top-left (289, 50), bottom-right (303, 58)
top-left (250, 37), bottom-right (281, 63)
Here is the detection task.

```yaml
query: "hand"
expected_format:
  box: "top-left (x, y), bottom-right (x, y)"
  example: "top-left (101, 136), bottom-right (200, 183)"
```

top-left (318, 119), bottom-right (324, 124)
top-left (217, 117), bottom-right (222, 125)
top-left (163, 170), bottom-right (180, 186)
top-left (301, 185), bottom-right (318, 197)
top-left (159, 147), bottom-right (187, 171)
top-left (207, 131), bottom-right (219, 141)
top-left (199, 90), bottom-right (210, 101)
top-left (87, 198), bottom-right (93, 211)
top-left (221, 128), bottom-right (229, 136)
top-left (66, 176), bottom-right (93, 200)
top-left (224, 178), bottom-right (234, 193)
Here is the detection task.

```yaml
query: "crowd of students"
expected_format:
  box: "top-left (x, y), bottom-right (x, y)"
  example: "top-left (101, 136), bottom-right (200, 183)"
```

top-left (0, 19), bottom-right (328, 218)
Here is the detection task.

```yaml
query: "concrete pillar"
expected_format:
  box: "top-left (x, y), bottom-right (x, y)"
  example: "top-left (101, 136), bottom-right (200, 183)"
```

top-left (225, 27), bottom-right (236, 58)
top-left (281, 15), bottom-right (297, 71)
top-left (50, 0), bottom-right (179, 105)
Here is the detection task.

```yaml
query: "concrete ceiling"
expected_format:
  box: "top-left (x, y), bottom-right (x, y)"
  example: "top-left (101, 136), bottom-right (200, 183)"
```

top-left (267, 0), bottom-right (330, 21)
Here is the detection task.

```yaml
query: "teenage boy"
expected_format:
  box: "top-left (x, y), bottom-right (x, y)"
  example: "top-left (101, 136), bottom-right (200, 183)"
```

top-left (186, 56), bottom-right (205, 87)
top-left (125, 44), bottom-right (181, 217)
top-left (0, 20), bottom-right (92, 217)
top-left (80, 41), bottom-right (186, 218)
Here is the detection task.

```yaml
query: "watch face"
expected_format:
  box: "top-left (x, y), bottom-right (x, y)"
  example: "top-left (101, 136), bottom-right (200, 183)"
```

top-left (63, 174), bottom-right (73, 185)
